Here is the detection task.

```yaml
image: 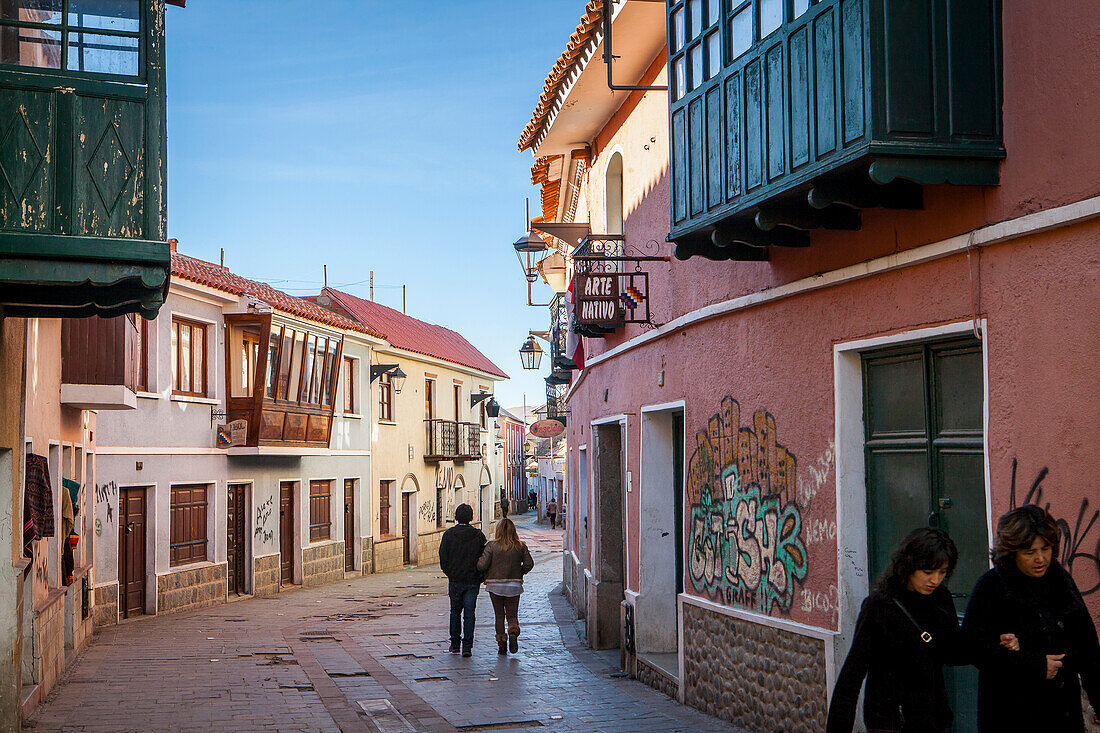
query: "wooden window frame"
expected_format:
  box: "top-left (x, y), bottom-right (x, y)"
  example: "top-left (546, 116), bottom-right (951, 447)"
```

top-left (344, 356), bottom-right (358, 415)
top-left (171, 317), bottom-right (207, 397)
top-left (453, 383), bottom-right (462, 423)
top-left (134, 315), bottom-right (149, 392)
top-left (265, 325), bottom-right (283, 399)
top-left (379, 480), bottom-right (393, 537)
top-left (170, 484), bottom-right (208, 566)
top-left (308, 480), bottom-right (332, 542)
top-left (378, 369), bottom-right (393, 422)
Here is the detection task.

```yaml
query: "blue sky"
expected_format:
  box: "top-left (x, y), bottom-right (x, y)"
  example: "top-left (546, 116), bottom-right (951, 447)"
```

top-left (164, 1), bottom-right (584, 409)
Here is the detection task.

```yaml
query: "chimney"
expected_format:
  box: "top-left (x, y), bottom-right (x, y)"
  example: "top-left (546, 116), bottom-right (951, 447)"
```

top-left (168, 238), bottom-right (178, 252)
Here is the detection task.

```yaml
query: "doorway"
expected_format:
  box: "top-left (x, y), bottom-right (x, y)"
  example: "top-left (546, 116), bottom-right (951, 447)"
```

top-left (638, 407), bottom-right (684, 671)
top-left (118, 487), bottom-right (147, 619)
top-left (227, 484), bottom-right (248, 595)
top-left (344, 479), bottom-right (356, 572)
top-left (591, 422), bottom-right (625, 649)
top-left (862, 337), bottom-right (984, 730)
top-left (279, 481), bottom-right (296, 585)
top-left (401, 492), bottom-right (413, 564)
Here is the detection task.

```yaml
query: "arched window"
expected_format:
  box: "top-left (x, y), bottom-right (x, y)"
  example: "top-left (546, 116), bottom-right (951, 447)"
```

top-left (605, 152), bottom-right (624, 235)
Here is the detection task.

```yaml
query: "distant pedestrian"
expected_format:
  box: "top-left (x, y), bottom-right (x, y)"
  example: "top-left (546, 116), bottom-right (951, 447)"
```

top-left (477, 518), bottom-right (534, 655)
top-left (827, 527), bottom-right (967, 732)
top-left (529, 490), bottom-right (537, 512)
top-left (546, 498), bottom-right (558, 529)
top-left (438, 503), bottom-right (486, 657)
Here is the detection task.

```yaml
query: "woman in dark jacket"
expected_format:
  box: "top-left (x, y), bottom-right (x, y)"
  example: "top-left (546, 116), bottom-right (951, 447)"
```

top-left (477, 518), bottom-right (534, 655)
top-left (827, 528), bottom-right (967, 732)
top-left (962, 504), bottom-right (1100, 732)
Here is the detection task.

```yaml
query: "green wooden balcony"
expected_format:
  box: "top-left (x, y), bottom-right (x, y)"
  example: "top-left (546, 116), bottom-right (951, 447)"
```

top-left (667, 0), bottom-right (1004, 260)
top-left (0, 0), bottom-right (171, 317)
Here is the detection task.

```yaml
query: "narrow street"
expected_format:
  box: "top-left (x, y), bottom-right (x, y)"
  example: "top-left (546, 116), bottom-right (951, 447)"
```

top-left (26, 515), bottom-right (737, 733)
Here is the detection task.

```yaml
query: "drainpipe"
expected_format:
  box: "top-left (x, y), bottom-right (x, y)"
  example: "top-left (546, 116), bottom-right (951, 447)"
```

top-left (603, 0), bottom-right (669, 92)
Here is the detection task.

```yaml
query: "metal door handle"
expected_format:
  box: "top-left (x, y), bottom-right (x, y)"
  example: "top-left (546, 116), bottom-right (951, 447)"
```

top-left (938, 497), bottom-right (953, 510)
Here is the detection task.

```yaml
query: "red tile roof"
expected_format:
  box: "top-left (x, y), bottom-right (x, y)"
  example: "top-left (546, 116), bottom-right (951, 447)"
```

top-left (321, 288), bottom-right (508, 380)
top-left (518, 0), bottom-right (603, 152)
top-left (170, 253), bottom-right (383, 338)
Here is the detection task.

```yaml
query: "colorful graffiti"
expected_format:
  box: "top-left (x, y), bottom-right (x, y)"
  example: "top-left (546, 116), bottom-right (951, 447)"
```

top-left (1009, 459), bottom-right (1099, 597)
top-left (687, 397), bottom-right (810, 614)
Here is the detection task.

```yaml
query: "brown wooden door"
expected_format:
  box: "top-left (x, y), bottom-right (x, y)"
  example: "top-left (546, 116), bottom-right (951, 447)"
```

top-left (118, 487), bottom-right (146, 619)
top-left (227, 484), bottom-right (247, 594)
top-left (280, 482), bottom-right (295, 585)
top-left (401, 493), bottom-right (412, 564)
top-left (343, 479), bottom-right (355, 571)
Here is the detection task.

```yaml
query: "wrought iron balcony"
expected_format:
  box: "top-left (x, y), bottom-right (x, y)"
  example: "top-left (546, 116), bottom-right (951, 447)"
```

top-left (549, 294), bottom-right (576, 372)
top-left (425, 419), bottom-right (482, 462)
top-left (545, 380), bottom-right (570, 427)
top-left (666, 0), bottom-right (1004, 260)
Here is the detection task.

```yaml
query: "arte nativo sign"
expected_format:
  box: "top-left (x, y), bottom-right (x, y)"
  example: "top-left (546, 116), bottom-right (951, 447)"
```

top-left (575, 274), bottom-right (625, 328)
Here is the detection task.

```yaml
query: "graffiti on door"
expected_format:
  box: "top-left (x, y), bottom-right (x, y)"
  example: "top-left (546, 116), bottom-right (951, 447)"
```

top-left (1009, 459), bottom-right (1099, 597)
top-left (687, 397), bottom-right (810, 614)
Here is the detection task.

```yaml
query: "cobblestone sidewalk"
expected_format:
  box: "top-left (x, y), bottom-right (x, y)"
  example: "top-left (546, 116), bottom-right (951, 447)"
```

top-left (27, 515), bottom-right (739, 733)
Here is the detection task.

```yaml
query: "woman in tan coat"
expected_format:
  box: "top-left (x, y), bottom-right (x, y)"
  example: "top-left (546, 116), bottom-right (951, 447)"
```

top-left (477, 518), bottom-right (534, 654)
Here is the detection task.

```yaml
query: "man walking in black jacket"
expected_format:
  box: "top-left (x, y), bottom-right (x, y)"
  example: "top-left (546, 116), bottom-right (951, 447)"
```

top-left (438, 503), bottom-right (486, 656)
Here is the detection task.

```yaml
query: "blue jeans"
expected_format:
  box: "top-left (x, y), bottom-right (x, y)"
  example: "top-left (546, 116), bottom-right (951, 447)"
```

top-left (448, 581), bottom-right (479, 648)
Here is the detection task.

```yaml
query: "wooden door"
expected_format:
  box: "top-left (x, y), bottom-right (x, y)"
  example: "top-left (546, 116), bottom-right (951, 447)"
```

top-left (344, 479), bottom-right (355, 571)
top-left (863, 337), bottom-right (984, 731)
top-left (401, 493), bottom-right (412, 564)
top-left (118, 487), bottom-right (146, 619)
top-left (227, 484), bottom-right (247, 594)
top-left (279, 482), bottom-right (295, 585)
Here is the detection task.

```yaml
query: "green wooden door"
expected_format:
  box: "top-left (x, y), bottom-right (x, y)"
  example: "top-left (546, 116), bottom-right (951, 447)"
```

top-left (863, 337), bottom-right (984, 730)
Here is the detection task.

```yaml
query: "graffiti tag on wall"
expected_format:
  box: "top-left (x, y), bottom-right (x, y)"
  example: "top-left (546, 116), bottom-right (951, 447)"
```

top-left (1009, 459), bottom-right (1099, 597)
top-left (254, 496), bottom-right (274, 545)
top-left (687, 398), bottom-right (811, 615)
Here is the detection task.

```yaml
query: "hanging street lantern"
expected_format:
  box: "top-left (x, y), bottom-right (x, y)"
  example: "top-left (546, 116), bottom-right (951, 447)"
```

top-left (519, 336), bottom-right (543, 370)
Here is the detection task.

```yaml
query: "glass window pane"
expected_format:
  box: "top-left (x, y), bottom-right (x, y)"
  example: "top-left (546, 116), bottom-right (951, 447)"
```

top-left (192, 327), bottom-right (203, 395)
top-left (671, 7), bottom-right (684, 52)
top-left (68, 0), bottom-right (139, 31)
top-left (0, 25), bottom-right (60, 68)
top-left (171, 322), bottom-right (178, 390)
top-left (730, 7), bottom-right (752, 59)
top-left (760, 0), bottom-right (783, 38)
top-left (1, 1), bottom-right (61, 23)
top-left (266, 332), bottom-right (279, 399)
top-left (705, 30), bottom-right (720, 79)
top-left (673, 56), bottom-right (686, 100)
top-left (689, 43), bottom-right (703, 91)
top-left (794, 0), bottom-right (810, 18)
top-left (66, 32), bottom-right (137, 75)
top-left (688, 0), bottom-right (701, 38)
top-left (706, 0), bottom-right (720, 27)
top-left (180, 325), bottom-right (191, 393)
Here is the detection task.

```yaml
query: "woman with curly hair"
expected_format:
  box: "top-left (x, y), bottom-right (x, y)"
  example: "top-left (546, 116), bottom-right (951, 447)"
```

top-left (962, 504), bottom-right (1100, 732)
top-left (827, 527), bottom-right (968, 732)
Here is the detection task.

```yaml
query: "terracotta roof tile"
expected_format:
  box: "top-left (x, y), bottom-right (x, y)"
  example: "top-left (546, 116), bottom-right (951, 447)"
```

top-left (321, 288), bottom-right (508, 380)
top-left (518, 0), bottom-right (603, 152)
top-left (170, 253), bottom-right (383, 338)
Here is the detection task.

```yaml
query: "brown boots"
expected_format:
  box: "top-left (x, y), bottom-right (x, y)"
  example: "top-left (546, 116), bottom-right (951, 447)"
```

top-left (496, 628), bottom-right (520, 654)
top-left (496, 633), bottom-right (508, 655)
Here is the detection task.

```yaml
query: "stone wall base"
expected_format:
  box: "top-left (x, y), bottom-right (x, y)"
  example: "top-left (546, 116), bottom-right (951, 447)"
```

top-left (361, 537), bottom-right (374, 574)
top-left (563, 553), bottom-right (586, 619)
top-left (92, 583), bottom-right (118, 628)
top-left (416, 529), bottom-right (445, 567)
top-left (156, 563), bottom-right (227, 615)
top-left (303, 541), bottom-right (344, 588)
top-left (34, 590), bottom-right (65, 701)
top-left (253, 554), bottom-right (280, 598)
top-left (682, 600), bottom-right (827, 732)
top-left (637, 655), bottom-right (679, 701)
top-left (373, 537), bottom-right (404, 573)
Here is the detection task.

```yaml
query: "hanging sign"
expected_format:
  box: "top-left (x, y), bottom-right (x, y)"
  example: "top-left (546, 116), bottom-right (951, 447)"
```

top-left (575, 274), bottom-right (625, 328)
top-left (217, 419), bottom-right (248, 448)
top-left (530, 419), bottom-right (566, 438)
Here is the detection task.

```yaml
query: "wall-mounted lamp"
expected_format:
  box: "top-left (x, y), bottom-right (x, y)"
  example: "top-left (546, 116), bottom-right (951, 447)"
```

top-left (471, 392), bottom-right (501, 418)
top-left (370, 364), bottom-right (406, 394)
top-left (519, 336), bottom-right (543, 370)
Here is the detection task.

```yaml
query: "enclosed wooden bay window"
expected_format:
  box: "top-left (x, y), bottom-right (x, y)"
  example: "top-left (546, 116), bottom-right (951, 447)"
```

top-left (224, 313), bottom-right (344, 449)
top-left (0, 0), bottom-right (183, 318)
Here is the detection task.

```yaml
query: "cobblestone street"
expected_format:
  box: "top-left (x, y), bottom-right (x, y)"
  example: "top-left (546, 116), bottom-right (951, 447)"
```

top-left (27, 516), bottom-right (738, 733)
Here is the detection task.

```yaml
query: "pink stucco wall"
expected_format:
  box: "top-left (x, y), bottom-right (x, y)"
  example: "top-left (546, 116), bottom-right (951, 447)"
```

top-left (567, 1), bottom-right (1100, 630)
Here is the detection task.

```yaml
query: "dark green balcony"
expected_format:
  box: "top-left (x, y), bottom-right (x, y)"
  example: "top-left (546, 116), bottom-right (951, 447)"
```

top-left (0, 0), bottom-right (174, 317)
top-left (667, 0), bottom-right (1004, 260)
